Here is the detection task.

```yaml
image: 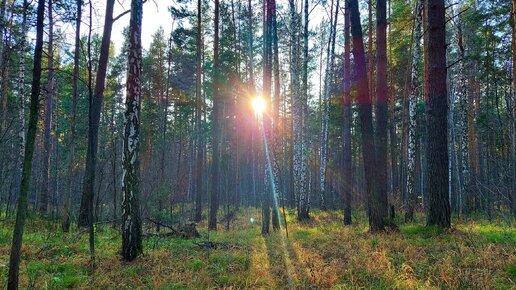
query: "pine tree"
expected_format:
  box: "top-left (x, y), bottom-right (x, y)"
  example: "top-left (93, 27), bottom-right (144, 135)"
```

top-left (426, 0), bottom-right (450, 228)
top-left (7, 0), bottom-right (45, 287)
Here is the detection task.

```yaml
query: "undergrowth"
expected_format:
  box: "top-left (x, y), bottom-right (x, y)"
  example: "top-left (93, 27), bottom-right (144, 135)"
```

top-left (0, 209), bottom-right (514, 289)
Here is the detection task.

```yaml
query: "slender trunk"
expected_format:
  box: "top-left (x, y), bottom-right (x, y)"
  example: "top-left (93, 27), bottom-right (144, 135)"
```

top-left (406, 0), bottom-right (422, 221)
top-left (510, 0), bottom-right (516, 217)
top-left (86, 0), bottom-right (94, 264)
top-left (456, 9), bottom-right (468, 215)
top-left (194, 0), bottom-right (203, 222)
top-left (78, 0), bottom-right (115, 227)
top-left (271, 0), bottom-right (281, 231)
top-left (320, 0), bottom-right (339, 210)
top-left (63, 0), bottom-right (82, 232)
top-left (342, 0), bottom-right (352, 225)
top-left (121, 0), bottom-right (143, 262)
top-left (7, 0), bottom-right (45, 287)
top-left (388, 0), bottom-right (398, 196)
top-left (295, 0), bottom-right (309, 220)
top-left (0, 0), bottom-right (7, 128)
top-left (11, 0), bottom-right (28, 218)
top-left (262, 0), bottom-right (271, 235)
top-left (209, 0), bottom-right (220, 231)
top-left (40, 0), bottom-right (54, 215)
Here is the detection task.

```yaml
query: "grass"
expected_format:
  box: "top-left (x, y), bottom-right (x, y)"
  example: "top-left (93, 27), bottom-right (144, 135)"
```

top-left (0, 209), bottom-right (514, 289)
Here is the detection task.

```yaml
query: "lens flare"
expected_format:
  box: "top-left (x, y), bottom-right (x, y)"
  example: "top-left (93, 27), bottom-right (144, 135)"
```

top-left (252, 96), bottom-right (266, 115)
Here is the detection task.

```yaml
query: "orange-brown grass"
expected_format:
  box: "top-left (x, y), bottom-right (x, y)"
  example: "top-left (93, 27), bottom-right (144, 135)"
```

top-left (0, 209), bottom-right (514, 289)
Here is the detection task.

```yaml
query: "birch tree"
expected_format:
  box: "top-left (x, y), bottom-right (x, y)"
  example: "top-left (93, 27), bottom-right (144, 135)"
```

top-left (406, 0), bottom-right (422, 221)
top-left (456, 7), bottom-right (468, 216)
top-left (122, 0), bottom-right (143, 262)
top-left (295, 0), bottom-right (309, 220)
top-left (320, 0), bottom-right (339, 210)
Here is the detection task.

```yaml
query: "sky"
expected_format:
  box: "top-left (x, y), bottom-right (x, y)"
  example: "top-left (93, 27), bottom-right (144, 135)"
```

top-left (103, 0), bottom-right (332, 53)
top-left (111, 0), bottom-right (173, 52)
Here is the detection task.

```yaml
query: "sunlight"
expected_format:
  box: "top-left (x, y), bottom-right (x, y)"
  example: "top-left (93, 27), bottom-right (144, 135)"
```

top-left (252, 96), bottom-right (266, 116)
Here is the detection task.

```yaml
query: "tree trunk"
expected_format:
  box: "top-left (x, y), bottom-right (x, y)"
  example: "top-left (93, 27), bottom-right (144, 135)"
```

top-left (11, 0), bottom-right (28, 219)
top-left (7, 0), bottom-right (45, 287)
top-left (194, 0), bottom-right (203, 223)
top-left (320, 0), bottom-right (339, 211)
top-left (456, 9), bottom-right (468, 216)
top-left (78, 0), bottom-right (115, 227)
top-left (426, 0), bottom-right (450, 228)
top-left (121, 0), bottom-right (143, 262)
top-left (388, 0), bottom-right (398, 197)
top-left (62, 0), bottom-right (82, 232)
top-left (342, 0), bottom-right (352, 225)
top-left (349, 0), bottom-right (384, 231)
top-left (40, 0), bottom-right (54, 215)
top-left (406, 0), bottom-right (423, 221)
top-left (510, 0), bottom-right (516, 217)
top-left (295, 0), bottom-right (309, 220)
top-left (375, 0), bottom-right (390, 225)
top-left (209, 0), bottom-right (220, 231)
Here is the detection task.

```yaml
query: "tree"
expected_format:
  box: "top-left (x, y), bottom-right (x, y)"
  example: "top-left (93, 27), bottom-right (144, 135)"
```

top-left (78, 0), bottom-right (116, 228)
top-left (342, 0), bottom-right (352, 225)
top-left (194, 0), bottom-right (203, 223)
top-left (40, 0), bottom-right (54, 214)
top-left (63, 0), bottom-right (82, 232)
top-left (11, 0), bottom-right (29, 219)
top-left (406, 0), bottom-right (423, 221)
top-left (7, 0), bottom-right (45, 287)
top-left (295, 0), bottom-right (309, 220)
top-left (348, 0), bottom-right (384, 231)
top-left (209, 0), bottom-right (220, 231)
top-left (262, 0), bottom-right (272, 235)
top-left (374, 0), bottom-right (389, 225)
top-left (512, 0), bottom-right (516, 217)
top-left (426, 0), bottom-right (450, 228)
top-left (320, 0), bottom-right (339, 211)
top-left (122, 0), bottom-right (143, 262)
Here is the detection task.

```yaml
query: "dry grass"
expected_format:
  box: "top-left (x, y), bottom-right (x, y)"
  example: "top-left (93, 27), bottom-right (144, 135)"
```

top-left (0, 209), bottom-right (514, 289)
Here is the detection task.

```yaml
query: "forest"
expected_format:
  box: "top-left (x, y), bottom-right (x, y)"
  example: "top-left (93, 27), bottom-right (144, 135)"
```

top-left (0, 0), bottom-right (515, 288)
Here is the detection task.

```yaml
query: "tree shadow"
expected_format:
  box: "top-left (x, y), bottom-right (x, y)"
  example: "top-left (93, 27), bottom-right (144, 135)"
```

top-left (263, 232), bottom-right (311, 289)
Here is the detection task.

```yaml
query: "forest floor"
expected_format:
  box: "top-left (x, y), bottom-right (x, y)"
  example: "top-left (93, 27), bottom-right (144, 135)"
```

top-left (0, 209), bottom-right (515, 289)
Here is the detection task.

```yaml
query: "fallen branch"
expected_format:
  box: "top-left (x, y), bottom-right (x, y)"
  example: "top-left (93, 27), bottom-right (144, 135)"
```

top-left (144, 218), bottom-right (200, 239)
top-left (145, 217), bottom-right (179, 234)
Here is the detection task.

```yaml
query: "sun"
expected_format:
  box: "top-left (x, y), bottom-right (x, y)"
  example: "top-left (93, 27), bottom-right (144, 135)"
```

top-left (252, 96), bottom-right (266, 115)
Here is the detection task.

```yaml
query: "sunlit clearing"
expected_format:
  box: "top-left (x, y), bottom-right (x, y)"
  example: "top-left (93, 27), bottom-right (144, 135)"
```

top-left (252, 96), bottom-right (266, 115)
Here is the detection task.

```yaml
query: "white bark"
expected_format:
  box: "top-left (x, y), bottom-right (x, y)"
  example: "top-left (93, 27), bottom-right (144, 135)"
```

top-left (456, 6), bottom-right (468, 215)
top-left (319, 0), bottom-right (339, 210)
top-left (122, 0), bottom-right (143, 261)
top-left (406, 0), bottom-right (422, 218)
